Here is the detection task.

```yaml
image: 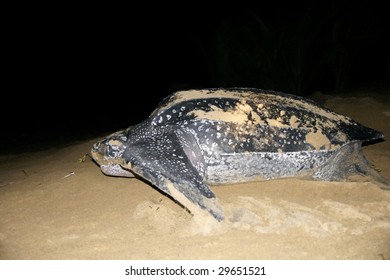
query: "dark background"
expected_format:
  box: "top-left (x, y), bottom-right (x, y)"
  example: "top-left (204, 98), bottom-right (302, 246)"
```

top-left (2, 1), bottom-right (389, 154)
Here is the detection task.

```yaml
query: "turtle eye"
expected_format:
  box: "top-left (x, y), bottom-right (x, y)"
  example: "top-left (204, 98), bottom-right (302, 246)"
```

top-left (105, 141), bottom-right (126, 158)
top-left (105, 144), bottom-right (116, 158)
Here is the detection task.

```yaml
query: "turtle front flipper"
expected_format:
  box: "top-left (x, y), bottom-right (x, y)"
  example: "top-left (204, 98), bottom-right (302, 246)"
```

top-left (121, 129), bottom-right (224, 221)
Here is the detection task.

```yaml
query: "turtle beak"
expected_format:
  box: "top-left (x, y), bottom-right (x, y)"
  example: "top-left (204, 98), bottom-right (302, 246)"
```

top-left (91, 135), bottom-right (135, 178)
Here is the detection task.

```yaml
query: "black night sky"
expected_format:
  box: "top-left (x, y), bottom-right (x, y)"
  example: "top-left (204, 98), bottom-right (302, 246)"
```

top-left (2, 1), bottom-right (389, 154)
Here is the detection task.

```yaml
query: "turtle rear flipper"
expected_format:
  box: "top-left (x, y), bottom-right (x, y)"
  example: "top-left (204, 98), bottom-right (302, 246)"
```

top-left (121, 129), bottom-right (224, 221)
top-left (313, 141), bottom-right (390, 189)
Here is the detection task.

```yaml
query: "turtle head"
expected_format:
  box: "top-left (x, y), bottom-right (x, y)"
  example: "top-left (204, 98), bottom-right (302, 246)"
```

top-left (91, 129), bottom-right (135, 178)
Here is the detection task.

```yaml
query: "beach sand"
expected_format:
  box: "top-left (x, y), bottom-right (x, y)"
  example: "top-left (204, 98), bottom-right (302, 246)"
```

top-left (1, 89), bottom-right (389, 260)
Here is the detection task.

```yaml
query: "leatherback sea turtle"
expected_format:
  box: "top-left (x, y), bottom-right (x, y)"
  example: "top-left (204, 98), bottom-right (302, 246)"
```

top-left (91, 88), bottom-right (389, 221)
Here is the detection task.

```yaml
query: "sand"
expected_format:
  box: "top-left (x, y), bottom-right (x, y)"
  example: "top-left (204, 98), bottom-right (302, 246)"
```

top-left (0, 89), bottom-right (389, 260)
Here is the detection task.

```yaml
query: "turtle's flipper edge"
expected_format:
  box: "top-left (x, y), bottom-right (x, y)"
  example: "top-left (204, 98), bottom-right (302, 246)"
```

top-left (314, 141), bottom-right (390, 190)
top-left (121, 131), bottom-right (225, 221)
top-left (125, 160), bottom-right (225, 221)
top-left (163, 179), bottom-right (224, 221)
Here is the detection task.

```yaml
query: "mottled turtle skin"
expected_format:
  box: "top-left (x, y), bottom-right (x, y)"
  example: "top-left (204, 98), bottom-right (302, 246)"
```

top-left (91, 88), bottom-right (389, 221)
